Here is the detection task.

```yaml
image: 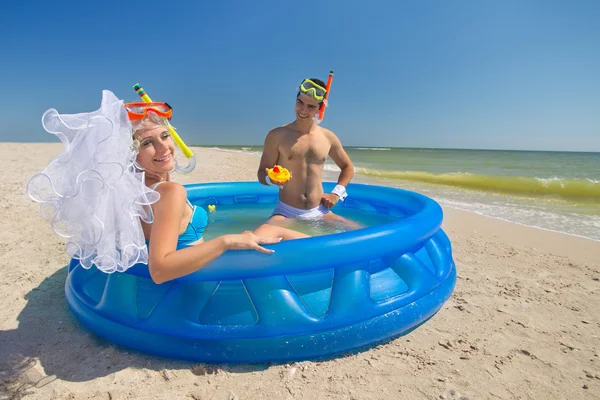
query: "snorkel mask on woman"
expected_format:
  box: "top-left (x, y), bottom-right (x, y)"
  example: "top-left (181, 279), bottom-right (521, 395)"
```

top-left (128, 83), bottom-right (196, 174)
top-left (124, 102), bottom-right (173, 121)
top-left (124, 101), bottom-right (175, 179)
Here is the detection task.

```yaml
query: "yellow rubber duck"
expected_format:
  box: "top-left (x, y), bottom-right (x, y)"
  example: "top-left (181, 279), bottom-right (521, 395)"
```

top-left (267, 165), bottom-right (291, 185)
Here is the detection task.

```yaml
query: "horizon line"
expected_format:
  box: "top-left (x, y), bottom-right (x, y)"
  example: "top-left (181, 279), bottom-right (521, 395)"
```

top-left (7, 141), bottom-right (600, 154)
top-left (192, 144), bottom-right (600, 154)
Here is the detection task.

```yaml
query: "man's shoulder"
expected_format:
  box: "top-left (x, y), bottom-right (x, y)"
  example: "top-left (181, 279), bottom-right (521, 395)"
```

top-left (268, 123), bottom-right (295, 138)
top-left (319, 126), bottom-right (339, 140)
top-left (272, 122), bottom-right (295, 132)
top-left (319, 126), bottom-right (335, 134)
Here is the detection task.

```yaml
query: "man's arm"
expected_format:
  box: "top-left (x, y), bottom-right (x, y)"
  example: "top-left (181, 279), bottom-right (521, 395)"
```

top-left (321, 131), bottom-right (354, 208)
top-left (327, 131), bottom-right (354, 188)
top-left (257, 129), bottom-right (281, 185)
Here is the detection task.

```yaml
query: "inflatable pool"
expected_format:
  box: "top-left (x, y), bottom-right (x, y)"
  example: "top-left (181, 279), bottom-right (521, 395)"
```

top-left (65, 182), bottom-right (456, 363)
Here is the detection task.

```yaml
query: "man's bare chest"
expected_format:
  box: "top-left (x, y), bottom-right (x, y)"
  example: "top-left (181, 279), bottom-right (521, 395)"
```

top-left (280, 136), bottom-right (330, 164)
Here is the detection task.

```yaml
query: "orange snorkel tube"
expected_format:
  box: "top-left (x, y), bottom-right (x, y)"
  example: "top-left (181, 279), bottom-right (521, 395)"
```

top-left (318, 70), bottom-right (334, 123)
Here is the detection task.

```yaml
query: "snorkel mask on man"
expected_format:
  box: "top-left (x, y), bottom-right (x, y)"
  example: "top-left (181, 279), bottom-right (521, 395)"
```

top-left (299, 71), bottom-right (334, 124)
top-left (299, 79), bottom-right (328, 102)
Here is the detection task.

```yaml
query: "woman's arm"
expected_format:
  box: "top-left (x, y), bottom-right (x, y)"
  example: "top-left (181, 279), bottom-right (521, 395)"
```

top-left (147, 183), bottom-right (280, 284)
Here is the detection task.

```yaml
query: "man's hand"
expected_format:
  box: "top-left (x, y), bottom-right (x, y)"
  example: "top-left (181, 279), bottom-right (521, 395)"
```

top-left (321, 193), bottom-right (340, 209)
top-left (264, 168), bottom-right (292, 187)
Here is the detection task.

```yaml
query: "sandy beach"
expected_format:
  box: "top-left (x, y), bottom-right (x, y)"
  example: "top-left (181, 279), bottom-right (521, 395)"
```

top-left (1, 143), bottom-right (599, 400)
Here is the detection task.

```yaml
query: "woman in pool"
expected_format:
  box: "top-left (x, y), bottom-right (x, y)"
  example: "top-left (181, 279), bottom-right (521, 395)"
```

top-left (130, 107), bottom-right (308, 284)
top-left (27, 90), bottom-right (308, 284)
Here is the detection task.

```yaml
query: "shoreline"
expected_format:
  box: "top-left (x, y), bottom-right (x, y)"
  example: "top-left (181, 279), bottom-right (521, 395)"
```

top-left (209, 144), bottom-right (600, 243)
top-left (443, 203), bottom-right (600, 243)
top-left (1, 143), bottom-right (599, 399)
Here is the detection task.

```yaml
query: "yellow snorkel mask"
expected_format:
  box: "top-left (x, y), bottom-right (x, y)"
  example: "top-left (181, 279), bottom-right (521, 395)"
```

top-left (299, 79), bottom-right (327, 102)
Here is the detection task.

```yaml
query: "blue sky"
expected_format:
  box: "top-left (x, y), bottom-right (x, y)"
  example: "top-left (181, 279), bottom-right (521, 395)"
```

top-left (1, 0), bottom-right (599, 151)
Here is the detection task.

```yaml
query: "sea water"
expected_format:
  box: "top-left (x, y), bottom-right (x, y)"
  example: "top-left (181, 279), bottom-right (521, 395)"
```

top-left (203, 146), bottom-right (600, 241)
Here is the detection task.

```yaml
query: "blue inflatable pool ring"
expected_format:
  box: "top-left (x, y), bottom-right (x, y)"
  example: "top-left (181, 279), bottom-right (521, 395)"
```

top-left (65, 182), bottom-right (456, 363)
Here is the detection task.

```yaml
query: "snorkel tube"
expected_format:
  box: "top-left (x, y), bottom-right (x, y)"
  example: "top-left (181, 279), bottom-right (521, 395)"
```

top-left (132, 83), bottom-right (196, 174)
top-left (317, 70), bottom-right (334, 124)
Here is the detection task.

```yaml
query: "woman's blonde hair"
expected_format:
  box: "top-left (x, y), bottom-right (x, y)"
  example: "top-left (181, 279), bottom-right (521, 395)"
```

top-left (130, 113), bottom-right (171, 151)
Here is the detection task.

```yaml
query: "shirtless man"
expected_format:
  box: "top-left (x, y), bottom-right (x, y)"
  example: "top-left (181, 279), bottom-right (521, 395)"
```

top-left (257, 78), bottom-right (355, 223)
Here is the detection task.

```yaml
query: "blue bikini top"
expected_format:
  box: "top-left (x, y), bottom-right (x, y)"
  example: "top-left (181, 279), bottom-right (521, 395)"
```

top-left (148, 182), bottom-right (208, 249)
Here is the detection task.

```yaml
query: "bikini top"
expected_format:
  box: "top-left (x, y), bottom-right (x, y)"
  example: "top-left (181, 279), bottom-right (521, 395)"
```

top-left (148, 182), bottom-right (208, 249)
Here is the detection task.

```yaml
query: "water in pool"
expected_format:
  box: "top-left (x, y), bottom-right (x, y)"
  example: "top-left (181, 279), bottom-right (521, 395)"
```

top-left (201, 203), bottom-right (400, 240)
top-left (184, 201), bottom-right (409, 326)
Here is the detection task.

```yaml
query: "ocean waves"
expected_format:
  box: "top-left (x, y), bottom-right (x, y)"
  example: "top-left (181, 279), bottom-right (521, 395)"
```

top-left (354, 168), bottom-right (600, 201)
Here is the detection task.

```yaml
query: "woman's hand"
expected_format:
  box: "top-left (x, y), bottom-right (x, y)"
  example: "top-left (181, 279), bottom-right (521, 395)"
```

top-left (224, 231), bottom-right (282, 254)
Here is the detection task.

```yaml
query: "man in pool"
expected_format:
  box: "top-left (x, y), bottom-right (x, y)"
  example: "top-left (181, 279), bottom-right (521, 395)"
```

top-left (257, 77), bottom-right (356, 225)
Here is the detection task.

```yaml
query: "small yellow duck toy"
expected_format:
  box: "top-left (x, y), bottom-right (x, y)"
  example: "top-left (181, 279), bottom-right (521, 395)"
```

top-left (267, 165), bottom-right (291, 185)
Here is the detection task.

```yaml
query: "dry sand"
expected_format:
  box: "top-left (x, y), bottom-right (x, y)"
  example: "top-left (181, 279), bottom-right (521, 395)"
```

top-left (1, 143), bottom-right (599, 400)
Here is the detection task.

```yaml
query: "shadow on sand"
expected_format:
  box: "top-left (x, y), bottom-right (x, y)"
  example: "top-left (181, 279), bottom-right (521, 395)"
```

top-left (0, 266), bottom-right (269, 399)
